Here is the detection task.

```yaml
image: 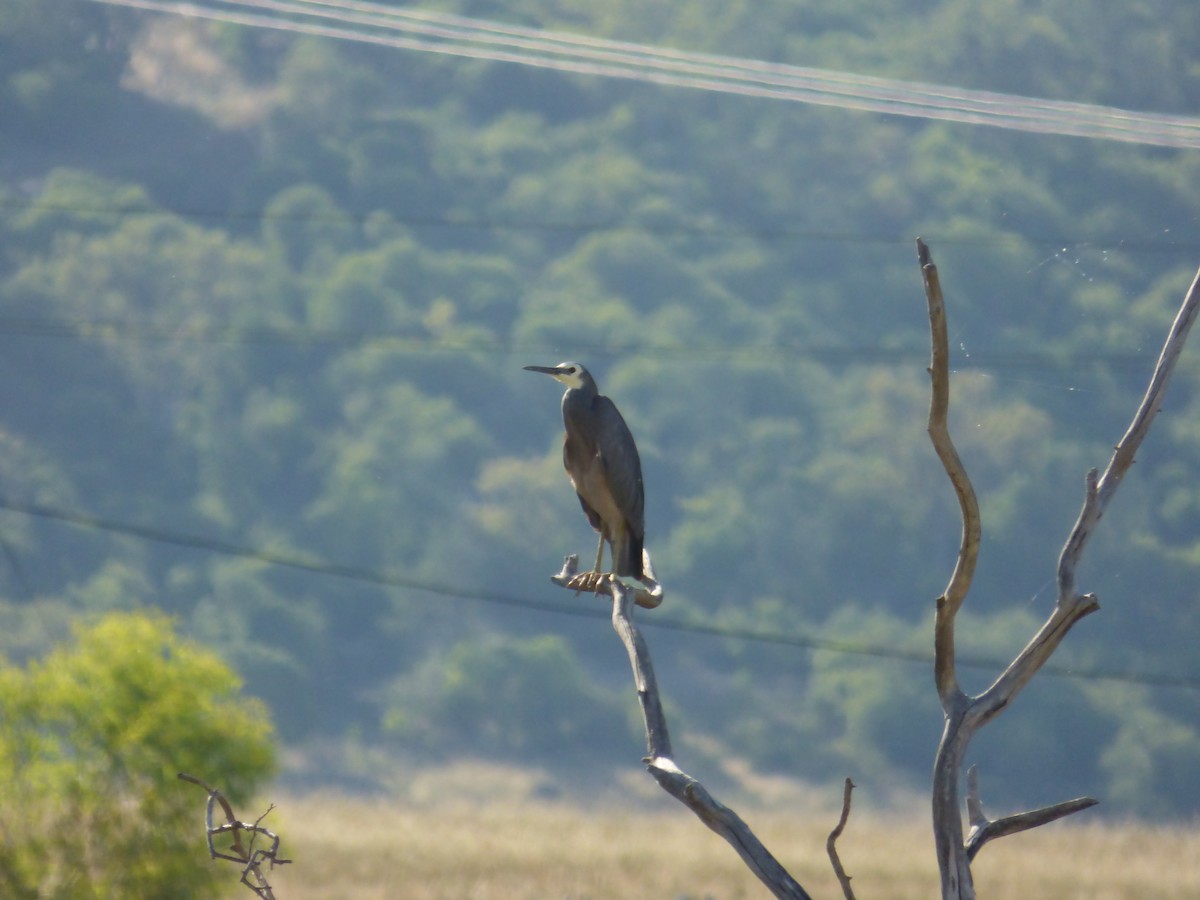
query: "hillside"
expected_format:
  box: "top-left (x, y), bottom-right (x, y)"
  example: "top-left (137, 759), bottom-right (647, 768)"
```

top-left (2, 0), bottom-right (1200, 818)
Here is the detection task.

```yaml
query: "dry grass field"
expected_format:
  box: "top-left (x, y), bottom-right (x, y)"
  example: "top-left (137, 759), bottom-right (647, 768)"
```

top-left (255, 768), bottom-right (1200, 899)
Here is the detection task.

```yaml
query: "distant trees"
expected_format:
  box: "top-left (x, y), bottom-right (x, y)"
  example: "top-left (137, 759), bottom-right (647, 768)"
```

top-left (385, 634), bottom-right (635, 761)
top-left (4, 0), bottom-right (1200, 826)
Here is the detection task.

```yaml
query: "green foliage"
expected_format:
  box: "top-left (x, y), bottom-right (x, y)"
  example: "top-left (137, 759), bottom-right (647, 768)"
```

top-left (1098, 695), bottom-right (1200, 816)
top-left (0, 611), bottom-right (276, 899)
top-left (3, 0), bottom-right (1200, 820)
top-left (384, 634), bottom-right (636, 761)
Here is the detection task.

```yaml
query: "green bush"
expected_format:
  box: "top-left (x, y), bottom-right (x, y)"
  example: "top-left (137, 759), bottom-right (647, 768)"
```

top-left (0, 611), bottom-right (277, 899)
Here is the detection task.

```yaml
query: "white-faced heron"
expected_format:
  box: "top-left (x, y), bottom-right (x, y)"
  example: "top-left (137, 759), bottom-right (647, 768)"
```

top-left (525, 362), bottom-right (645, 587)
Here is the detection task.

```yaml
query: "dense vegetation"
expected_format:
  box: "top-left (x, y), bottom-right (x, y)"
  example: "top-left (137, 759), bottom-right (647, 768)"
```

top-left (3, 0), bottom-right (1200, 818)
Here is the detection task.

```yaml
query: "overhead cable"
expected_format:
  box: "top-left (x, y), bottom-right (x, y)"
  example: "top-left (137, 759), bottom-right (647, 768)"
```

top-left (86, 0), bottom-right (1200, 149)
top-left (2, 495), bottom-right (1197, 692)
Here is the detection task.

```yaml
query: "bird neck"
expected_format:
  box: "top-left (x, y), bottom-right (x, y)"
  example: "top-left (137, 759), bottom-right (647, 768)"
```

top-left (561, 385), bottom-right (597, 413)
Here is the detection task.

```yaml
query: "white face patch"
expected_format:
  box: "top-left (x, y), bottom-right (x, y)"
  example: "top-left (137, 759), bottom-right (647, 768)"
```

top-left (552, 362), bottom-right (587, 389)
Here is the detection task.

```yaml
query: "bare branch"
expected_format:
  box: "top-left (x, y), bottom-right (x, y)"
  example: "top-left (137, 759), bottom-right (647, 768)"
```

top-left (964, 767), bottom-right (1097, 862)
top-left (827, 778), bottom-right (857, 900)
top-left (919, 245), bottom-right (1199, 900)
top-left (609, 578), bottom-right (672, 759)
top-left (1058, 266), bottom-right (1200, 601)
top-left (978, 268), bottom-right (1200, 716)
top-left (975, 593), bottom-right (1100, 723)
top-left (919, 237), bottom-right (981, 709)
top-left (178, 773), bottom-right (290, 899)
top-left (606, 580), bottom-right (812, 900)
top-left (920, 237), bottom-right (984, 898)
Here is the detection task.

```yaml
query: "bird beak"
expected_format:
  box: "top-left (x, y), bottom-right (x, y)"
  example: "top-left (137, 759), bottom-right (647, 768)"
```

top-left (523, 365), bottom-right (567, 376)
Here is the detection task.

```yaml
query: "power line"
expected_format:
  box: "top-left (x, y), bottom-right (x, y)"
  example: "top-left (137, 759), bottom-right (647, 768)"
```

top-left (0, 495), bottom-right (570, 612)
top-left (87, 0), bottom-right (1200, 148)
top-left (0, 315), bottom-right (1183, 375)
top-left (7, 197), bottom-right (1198, 256)
top-left (2, 495), bottom-right (1197, 692)
top-left (0, 197), bottom-right (952, 246)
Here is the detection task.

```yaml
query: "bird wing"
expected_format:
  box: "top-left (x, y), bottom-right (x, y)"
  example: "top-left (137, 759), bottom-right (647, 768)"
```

top-left (591, 396), bottom-right (644, 540)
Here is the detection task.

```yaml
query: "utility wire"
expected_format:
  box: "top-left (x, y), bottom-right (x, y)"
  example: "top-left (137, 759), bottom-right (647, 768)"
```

top-left (86, 0), bottom-right (1200, 149)
top-left (2, 495), bottom-right (1198, 692)
top-left (0, 315), bottom-right (1181, 377)
top-left (5, 196), bottom-right (1199, 257)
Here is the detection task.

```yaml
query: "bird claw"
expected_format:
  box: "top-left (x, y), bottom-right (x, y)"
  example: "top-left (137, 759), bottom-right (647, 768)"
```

top-left (550, 552), bottom-right (664, 609)
top-left (566, 571), bottom-right (609, 594)
top-left (552, 555), bottom-right (606, 594)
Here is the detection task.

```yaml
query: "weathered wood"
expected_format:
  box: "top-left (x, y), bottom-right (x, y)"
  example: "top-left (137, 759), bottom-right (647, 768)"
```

top-left (1057, 265), bottom-right (1200, 603)
top-left (921, 238), bottom-right (984, 899)
top-left (550, 568), bottom-right (813, 899)
top-left (965, 766), bottom-right (1097, 862)
top-left (827, 777), bottom-right (857, 900)
top-left (921, 238), bottom-right (982, 661)
top-left (608, 579), bottom-right (672, 760)
top-left (178, 773), bottom-right (289, 899)
top-left (606, 580), bottom-right (813, 900)
top-left (922, 235), bottom-right (1100, 898)
top-left (919, 240), bottom-right (1200, 900)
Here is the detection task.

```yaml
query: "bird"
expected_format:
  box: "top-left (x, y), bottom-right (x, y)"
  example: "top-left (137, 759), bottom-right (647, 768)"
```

top-left (524, 362), bottom-right (645, 589)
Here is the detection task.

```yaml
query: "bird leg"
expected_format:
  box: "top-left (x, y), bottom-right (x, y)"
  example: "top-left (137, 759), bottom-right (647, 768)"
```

top-left (567, 533), bottom-right (609, 593)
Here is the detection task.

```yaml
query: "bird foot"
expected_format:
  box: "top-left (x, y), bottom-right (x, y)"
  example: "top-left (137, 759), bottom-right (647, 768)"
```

top-left (566, 570), bottom-right (610, 595)
top-left (551, 553), bottom-right (664, 609)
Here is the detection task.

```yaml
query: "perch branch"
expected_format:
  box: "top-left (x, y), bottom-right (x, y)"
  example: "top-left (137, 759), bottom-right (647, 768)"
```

top-left (609, 577), bottom-right (672, 759)
top-left (606, 579), bottom-right (812, 900)
top-left (964, 766), bottom-right (1097, 862)
top-left (551, 549), bottom-right (664, 608)
top-left (827, 778), bottom-right (857, 900)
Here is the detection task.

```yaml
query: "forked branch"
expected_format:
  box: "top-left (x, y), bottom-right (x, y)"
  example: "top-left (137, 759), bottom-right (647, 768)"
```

top-left (178, 773), bottom-right (290, 899)
top-left (917, 243), bottom-right (1200, 899)
top-left (1057, 265), bottom-right (1200, 601)
top-left (964, 766), bottom-right (1097, 862)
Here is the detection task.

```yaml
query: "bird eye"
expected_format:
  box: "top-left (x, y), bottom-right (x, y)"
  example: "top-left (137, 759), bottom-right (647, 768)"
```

top-left (567, 367), bottom-right (576, 374)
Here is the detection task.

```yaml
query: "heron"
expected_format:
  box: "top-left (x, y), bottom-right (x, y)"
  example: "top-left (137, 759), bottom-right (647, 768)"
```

top-left (524, 362), bottom-right (645, 590)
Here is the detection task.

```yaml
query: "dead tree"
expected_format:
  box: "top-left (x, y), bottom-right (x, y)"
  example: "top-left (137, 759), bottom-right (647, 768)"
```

top-left (919, 239), bottom-right (1200, 899)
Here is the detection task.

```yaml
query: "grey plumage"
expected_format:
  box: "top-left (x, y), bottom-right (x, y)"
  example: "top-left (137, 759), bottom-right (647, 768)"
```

top-left (525, 362), bottom-right (645, 579)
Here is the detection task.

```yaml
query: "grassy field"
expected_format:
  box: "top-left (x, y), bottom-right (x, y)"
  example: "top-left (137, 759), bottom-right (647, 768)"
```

top-left (254, 778), bottom-right (1200, 899)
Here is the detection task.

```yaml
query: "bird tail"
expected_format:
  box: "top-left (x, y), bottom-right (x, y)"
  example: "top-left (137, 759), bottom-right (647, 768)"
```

top-left (614, 532), bottom-right (644, 579)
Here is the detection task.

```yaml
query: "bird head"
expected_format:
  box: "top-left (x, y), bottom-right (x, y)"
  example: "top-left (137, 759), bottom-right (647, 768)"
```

top-left (523, 361), bottom-right (592, 390)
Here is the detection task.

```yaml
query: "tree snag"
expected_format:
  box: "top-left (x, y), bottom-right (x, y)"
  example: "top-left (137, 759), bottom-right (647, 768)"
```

top-left (551, 557), bottom-right (815, 899)
top-left (918, 238), bottom-right (1200, 900)
top-left (178, 773), bottom-right (290, 899)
